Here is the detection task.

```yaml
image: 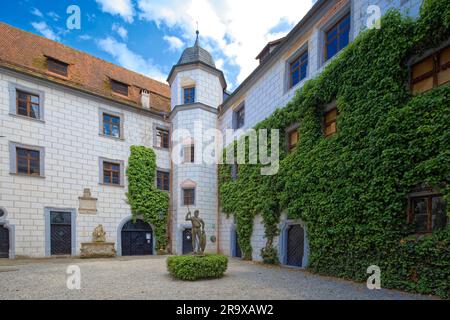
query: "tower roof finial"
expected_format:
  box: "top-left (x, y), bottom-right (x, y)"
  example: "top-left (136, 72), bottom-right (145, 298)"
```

top-left (195, 21), bottom-right (199, 46)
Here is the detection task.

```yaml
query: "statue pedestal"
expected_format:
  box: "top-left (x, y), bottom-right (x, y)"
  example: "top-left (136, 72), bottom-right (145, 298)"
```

top-left (80, 242), bottom-right (116, 258)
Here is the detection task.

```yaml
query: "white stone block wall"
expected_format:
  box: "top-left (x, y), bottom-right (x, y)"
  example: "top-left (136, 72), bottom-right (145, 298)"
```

top-left (0, 70), bottom-right (170, 257)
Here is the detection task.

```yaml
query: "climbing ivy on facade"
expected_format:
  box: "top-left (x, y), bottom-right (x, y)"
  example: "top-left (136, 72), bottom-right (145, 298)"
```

top-left (219, 0), bottom-right (450, 298)
top-left (127, 145), bottom-right (169, 251)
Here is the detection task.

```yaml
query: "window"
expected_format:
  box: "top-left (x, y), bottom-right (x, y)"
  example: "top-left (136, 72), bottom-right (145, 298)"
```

top-left (287, 127), bottom-right (299, 152)
top-left (233, 103), bottom-right (245, 130)
top-left (111, 79), bottom-right (129, 96)
top-left (325, 14), bottom-right (351, 61)
top-left (411, 45), bottom-right (450, 94)
top-left (16, 147), bottom-right (40, 176)
top-left (408, 195), bottom-right (447, 233)
top-left (184, 87), bottom-right (195, 104)
top-left (156, 128), bottom-right (170, 149)
top-left (47, 57), bottom-right (69, 77)
top-left (183, 188), bottom-right (195, 206)
top-left (184, 144), bottom-right (195, 163)
top-left (103, 162), bottom-right (120, 185)
top-left (16, 90), bottom-right (40, 119)
top-left (102, 113), bottom-right (121, 138)
top-left (157, 170), bottom-right (170, 191)
top-left (290, 51), bottom-right (308, 88)
top-left (99, 158), bottom-right (124, 186)
top-left (324, 107), bottom-right (338, 137)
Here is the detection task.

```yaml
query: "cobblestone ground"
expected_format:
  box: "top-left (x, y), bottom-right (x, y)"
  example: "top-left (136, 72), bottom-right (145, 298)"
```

top-left (0, 256), bottom-right (435, 300)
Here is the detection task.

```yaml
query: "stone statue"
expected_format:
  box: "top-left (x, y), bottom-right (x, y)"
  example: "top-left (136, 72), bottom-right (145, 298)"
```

top-left (92, 224), bottom-right (106, 243)
top-left (185, 210), bottom-right (206, 255)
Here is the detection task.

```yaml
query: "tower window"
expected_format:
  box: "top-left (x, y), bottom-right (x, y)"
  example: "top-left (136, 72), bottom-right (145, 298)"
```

top-left (184, 87), bottom-right (195, 104)
top-left (183, 144), bottom-right (195, 163)
top-left (183, 188), bottom-right (195, 206)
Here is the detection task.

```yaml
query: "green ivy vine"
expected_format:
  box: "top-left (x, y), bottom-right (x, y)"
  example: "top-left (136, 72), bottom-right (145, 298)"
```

top-left (126, 145), bottom-right (169, 251)
top-left (219, 0), bottom-right (450, 297)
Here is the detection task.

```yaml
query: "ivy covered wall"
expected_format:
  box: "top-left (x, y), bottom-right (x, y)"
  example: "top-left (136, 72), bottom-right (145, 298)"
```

top-left (126, 146), bottom-right (169, 251)
top-left (219, 0), bottom-right (450, 297)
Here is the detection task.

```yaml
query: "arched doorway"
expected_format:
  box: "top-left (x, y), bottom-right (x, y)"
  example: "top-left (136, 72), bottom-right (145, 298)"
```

top-left (121, 220), bottom-right (153, 256)
top-left (0, 225), bottom-right (9, 258)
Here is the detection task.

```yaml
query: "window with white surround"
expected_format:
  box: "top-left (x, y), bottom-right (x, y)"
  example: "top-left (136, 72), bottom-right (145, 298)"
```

top-left (9, 142), bottom-right (45, 177)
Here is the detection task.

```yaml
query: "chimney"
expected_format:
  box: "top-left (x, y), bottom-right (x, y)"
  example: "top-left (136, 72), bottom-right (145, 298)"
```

top-left (141, 89), bottom-right (150, 109)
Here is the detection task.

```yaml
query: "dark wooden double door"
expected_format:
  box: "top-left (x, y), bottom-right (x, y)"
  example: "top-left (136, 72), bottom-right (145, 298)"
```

top-left (286, 224), bottom-right (304, 267)
top-left (0, 226), bottom-right (9, 258)
top-left (121, 220), bottom-right (153, 256)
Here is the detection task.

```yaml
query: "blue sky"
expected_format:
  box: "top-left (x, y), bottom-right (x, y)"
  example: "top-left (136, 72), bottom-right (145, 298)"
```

top-left (0, 0), bottom-right (313, 89)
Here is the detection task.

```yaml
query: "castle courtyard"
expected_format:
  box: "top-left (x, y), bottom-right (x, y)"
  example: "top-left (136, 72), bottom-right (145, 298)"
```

top-left (0, 256), bottom-right (434, 300)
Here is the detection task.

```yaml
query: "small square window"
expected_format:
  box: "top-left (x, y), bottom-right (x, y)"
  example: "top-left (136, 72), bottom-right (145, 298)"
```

top-left (111, 79), bottom-right (129, 96)
top-left (16, 147), bottom-right (40, 176)
top-left (183, 188), bottom-right (195, 206)
top-left (324, 107), bottom-right (338, 137)
top-left (409, 195), bottom-right (447, 233)
top-left (103, 113), bottom-right (121, 138)
top-left (16, 90), bottom-right (40, 119)
top-left (184, 87), bottom-right (195, 104)
top-left (156, 128), bottom-right (170, 149)
top-left (47, 57), bottom-right (69, 77)
top-left (103, 161), bottom-right (121, 185)
top-left (157, 170), bottom-right (170, 191)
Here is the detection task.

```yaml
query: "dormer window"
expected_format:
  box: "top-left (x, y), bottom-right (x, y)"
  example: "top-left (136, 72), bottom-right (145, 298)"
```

top-left (47, 57), bottom-right (69, 77)
top-left (111, 79), bottom-right (129, 96)
top-left (184, 87), bottom-right (195, 104)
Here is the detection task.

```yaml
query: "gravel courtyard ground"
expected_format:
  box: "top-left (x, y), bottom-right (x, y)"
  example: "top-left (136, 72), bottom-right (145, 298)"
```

top-left (0, 256), bottom-right (435, 300)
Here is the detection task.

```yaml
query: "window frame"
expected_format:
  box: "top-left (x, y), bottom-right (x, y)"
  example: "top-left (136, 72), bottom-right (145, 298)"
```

top-left (182, 188), bottom-right (196, 206)
top-left (183, 87), bottom-right (196, 104)
top-left (99, 158), bottom-right (124, 187)
top-left (154, 127), bottom-right (170, 149)
top-left (324, 12), bottom-right (351, 62)
top-left (289, 50), bottom-right (308, 88)
top-left (9, 83), bottom-right (45, 122)
top-left (233, 102), bottom-right (245, 130)
top-left (110, 79), bottom-right (129, 97)
top-left (46, 57), bottom-right (69, 78)
top-left (183, 143), bottom-right (195, 164)
top-left (324, 104), bottom-right (339, 138)
top-left (98, 109), bottom-right (124, 140)
top-left (407, 192), bottom-right (448, 234)
top-left (156, 169), bottom-right (170, 192)
top-left (410, 44), bottom-right (450, 94)
top-left (9, 142), bottom-right (45, 177)
top-left (286, 123), bottom-right (300, 153)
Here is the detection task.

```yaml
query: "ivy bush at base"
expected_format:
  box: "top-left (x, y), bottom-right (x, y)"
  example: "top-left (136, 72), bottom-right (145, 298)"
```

top-left (167, 255), bottom-right (229, 281)
top-left (219, 0), bottom-right (450, 298)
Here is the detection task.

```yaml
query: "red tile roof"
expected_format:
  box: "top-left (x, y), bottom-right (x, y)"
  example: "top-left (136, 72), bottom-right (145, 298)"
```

top-left (0, 22), bottom-right (171, 113)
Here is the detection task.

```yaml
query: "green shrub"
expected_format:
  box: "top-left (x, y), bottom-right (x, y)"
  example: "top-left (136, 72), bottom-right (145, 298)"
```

top-left (167, 255), bottom-right (228, 281)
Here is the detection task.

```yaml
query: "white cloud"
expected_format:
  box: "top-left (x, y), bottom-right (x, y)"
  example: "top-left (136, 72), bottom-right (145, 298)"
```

top-left (137, 0), bottom-right (313, 84)
top-left (79, 34), bottom-right (93, 41)
top-left (31, 8), bottom-right (43, 18)
top-left (112, 24), bottom-right (128, 40)
top-left (47, 11), bottom-right (61, 21)
top-left (95, 0), bottom-right (135, 23)
top-left (97, 37), bottom-right (167, 83)
top-left (163, 35), bottom-right (184, 51)
top-left (31, 21), bottom-right (60, 41)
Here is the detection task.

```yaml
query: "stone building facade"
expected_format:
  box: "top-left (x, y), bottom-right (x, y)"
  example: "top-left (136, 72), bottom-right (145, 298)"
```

top-left (0, 0), bottom-right (424, 260)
